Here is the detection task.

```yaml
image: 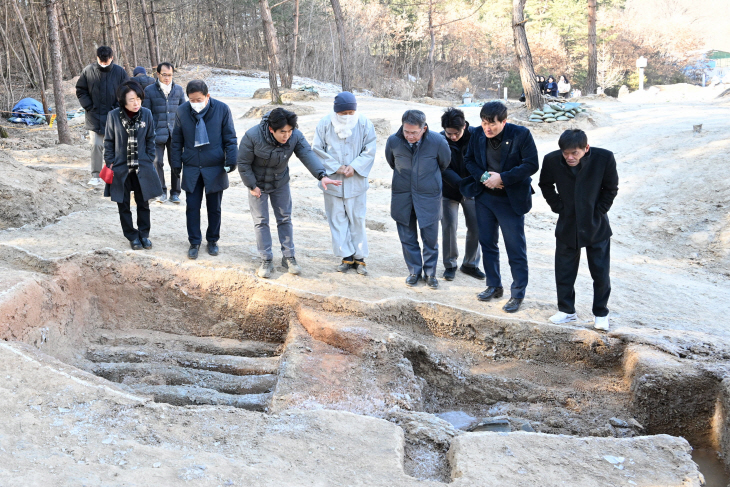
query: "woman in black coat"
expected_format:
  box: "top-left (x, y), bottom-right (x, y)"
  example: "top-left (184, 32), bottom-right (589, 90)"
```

top-left (103, 80), bottom-right (163, 250)
top-left (545, 76), bottom-right (558, 98)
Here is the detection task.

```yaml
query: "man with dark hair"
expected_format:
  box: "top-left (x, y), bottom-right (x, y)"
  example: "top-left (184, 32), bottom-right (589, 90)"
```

top-left (143, 62), bottom-right (186, 203)
top-left (386, 109), bottom-right (451, 289)
top-left (170, 80), bottom-right (238, 260)
top-left (132, 67), bottom-right (155, 88)
top-left (76, 46), bottom-right (129, 186)
top-left (463, 101), bottom-right (539, 313)
top-left (539, 129), bottom-right (618, 331)
top-left (238, 108), bottom-right (341, 278)
top-left (440, 107), bottom-right (485, 282)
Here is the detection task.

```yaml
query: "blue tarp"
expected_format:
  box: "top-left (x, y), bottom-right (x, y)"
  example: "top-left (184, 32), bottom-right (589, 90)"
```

top-left (8, 97), bottom-right (46, 125)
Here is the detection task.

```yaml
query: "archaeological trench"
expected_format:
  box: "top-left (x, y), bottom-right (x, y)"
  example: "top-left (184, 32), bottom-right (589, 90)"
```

top-left (1, 245), bottom-right (730, 485)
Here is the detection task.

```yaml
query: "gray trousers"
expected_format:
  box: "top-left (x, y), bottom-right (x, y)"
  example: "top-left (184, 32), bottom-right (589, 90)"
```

top-left (396, 208), bottom-right (439, 278)
top-left (248, 183), bottom-right (294, 260)
top-left (323, 192), bottom-right (368, 259)
top-left (89, 131), bottom-right (104, 177)
top-left (441, 196), bottom-right (481, 269)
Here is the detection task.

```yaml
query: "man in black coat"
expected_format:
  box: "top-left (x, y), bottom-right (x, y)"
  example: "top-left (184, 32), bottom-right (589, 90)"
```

top-left (539, 129), bottom-right (619, 331)
top-left (143, 62), bottom-right (186, 203)
top-left (440, 108), bottom-right (485, 282)
top-left (386, 110), bottom-right (451, 289)
top-left (170, 80), bottom-right (238, 260)
top-left (463, 101), bottom-right (539, 313)
top-left (76, 46), bottom-right (129, 187)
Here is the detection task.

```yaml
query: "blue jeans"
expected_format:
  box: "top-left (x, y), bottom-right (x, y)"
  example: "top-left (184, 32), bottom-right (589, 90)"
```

top-left (475, 192), bottom-right (528, 299)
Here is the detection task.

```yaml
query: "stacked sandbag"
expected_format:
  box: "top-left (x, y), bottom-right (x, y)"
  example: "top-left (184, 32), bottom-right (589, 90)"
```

top-left (528, 102), bottom-right (586, 123)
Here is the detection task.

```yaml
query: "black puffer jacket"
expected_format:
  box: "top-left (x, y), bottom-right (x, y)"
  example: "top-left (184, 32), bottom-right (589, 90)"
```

top-left (143, 80), bottom-right (186, 144)
top-left (237, 114), bottom-right (325, 192)
top-left (440, 123), bottom-right (477, 201)
top-left (133, 73), bottom-right (156, 88)
top-left (76, 63), bottom-right (129, 134)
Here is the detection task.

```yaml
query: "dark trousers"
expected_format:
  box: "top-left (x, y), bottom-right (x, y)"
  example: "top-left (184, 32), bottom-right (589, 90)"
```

top-left (441, 196), bottom-right (480, 269)
top-left (396, 208), bottom-right (439, 278)
top-left (555, 237), bottom-right (611, 317)
top-left (154, 139), bottom-right (181, 196)
top-left (185, 174), bottom-right (222, 245)
top-left (475, 192), bottom-right (528, 299)
top-left (117, 171), bottom-right (150, 241)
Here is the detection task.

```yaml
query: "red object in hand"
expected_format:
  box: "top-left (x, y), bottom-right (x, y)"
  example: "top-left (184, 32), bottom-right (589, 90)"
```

top-left (100, 165), bottom-right (114, 184)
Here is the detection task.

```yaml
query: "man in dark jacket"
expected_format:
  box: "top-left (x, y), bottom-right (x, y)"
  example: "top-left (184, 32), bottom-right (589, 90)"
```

top-left (132, 67), bottom-right (155, 88)
top-left (386, 110), bottom-right (451, 289)
top-left (237, 108), bottom-right (341, 278)
top-left (76, 46), bottom-right (129, 186)
top-left (170, 80), bottom-right (238, 260)
top-left (440, 108), bottom-right (485, 282)
top-left (463, 101), bottom-right (539, 313)
top-left (539, 129), bottom-right (619, 331)
top-left (143, 62), bottom-right (186, 203)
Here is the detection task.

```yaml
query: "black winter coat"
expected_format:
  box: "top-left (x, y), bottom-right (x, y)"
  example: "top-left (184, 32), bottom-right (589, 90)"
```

top-left (237, 114), bottom-right (325, 192)
top-left (385, 126), bottom-right (451, 228)
top-left (462, 123), bottom-right (539, 216)
top-left (143, 81), bottom-right (186, 144)
top-left (170, 99), bottom-right (238, 194)
top-left (76, 63), bottom-right (130, 134)
top-left (539, 147), bottom-right (619, 248)
top-left (103, 107), bottom-right (163, 203)
top-left (133, 73), bottom-right (156, 88)
top-left (440, 124), bottom-right (477, 201)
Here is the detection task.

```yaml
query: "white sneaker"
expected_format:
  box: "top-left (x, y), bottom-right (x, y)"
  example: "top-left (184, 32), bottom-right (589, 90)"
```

top-left (594, 315), bottom-right (610, 331)
top-left (87, 177), bottom-right (103, 186)
top-left (549, 311), bottom-right (578, 324)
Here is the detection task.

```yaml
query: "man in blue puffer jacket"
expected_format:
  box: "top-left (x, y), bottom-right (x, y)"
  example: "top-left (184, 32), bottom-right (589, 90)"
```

top-left (143, 62), bottom-right (186, 203)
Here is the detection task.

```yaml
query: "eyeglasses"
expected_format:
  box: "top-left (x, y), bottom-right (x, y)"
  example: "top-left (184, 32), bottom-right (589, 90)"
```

top-left (159, 73), bottom-right (173, 78)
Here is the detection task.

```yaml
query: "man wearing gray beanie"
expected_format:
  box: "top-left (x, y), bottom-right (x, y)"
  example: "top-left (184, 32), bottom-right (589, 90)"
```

top-left (313, 92), bottom-right (377, 275)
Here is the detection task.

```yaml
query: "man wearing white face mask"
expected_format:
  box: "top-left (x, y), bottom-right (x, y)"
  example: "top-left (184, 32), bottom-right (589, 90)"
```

top-left (76, 46), bottom-right (129, 186)
top-left (312, 92), bottom-right (376, 275)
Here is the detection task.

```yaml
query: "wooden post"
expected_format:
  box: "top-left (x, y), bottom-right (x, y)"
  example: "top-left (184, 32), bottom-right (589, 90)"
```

top-left (45, 0), bottom-right (72, 144)
top-left (511, 0), bottom-right (543, 110)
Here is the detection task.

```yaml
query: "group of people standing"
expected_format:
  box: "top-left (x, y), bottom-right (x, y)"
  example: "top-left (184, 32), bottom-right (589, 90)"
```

top-left (536, 75), bottom-right (571, 98)
top-left (76, 46), bottom-right (619, 331)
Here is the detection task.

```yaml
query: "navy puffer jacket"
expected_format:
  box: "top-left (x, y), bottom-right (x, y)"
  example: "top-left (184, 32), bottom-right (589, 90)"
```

top-left (143, 80), bottom-right (186, 144)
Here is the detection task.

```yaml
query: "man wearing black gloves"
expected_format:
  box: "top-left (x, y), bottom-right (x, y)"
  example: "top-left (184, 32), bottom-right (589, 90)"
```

top-left (539, 129), bottom-right (619, 331)
top-left (170, 80), bottom-right (238, 260)
top-left (238, 108), bottom-right (341, 278)
top-left (439, 108), bottom-right (485, 282)
top-left (463, 101), bottom-right (539, 313)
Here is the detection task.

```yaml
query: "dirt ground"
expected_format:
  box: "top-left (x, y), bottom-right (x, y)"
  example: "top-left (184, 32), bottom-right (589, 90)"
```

top-left (1, 74), bottom-right (729, 485)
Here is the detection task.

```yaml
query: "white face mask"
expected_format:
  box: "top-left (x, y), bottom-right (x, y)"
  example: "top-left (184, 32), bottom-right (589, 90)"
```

top-left (335, 113), bottom-right (355, 125)
top-left (190, 101), bottom-right (206, 113)
top-left (330, 111), bottom-right (358, 139)
top-left (98, 62), bottom-right (111, 69)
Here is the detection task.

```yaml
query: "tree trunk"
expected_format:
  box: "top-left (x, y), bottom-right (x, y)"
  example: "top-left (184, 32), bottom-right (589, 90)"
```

top-left (585, 0), bottom-right (597, 95)
top-left (259, 0), bottom-right (281, 104)
top-left (426, 0), bottom-right (435, 97)
top-left (329, 0), bottom-right (350, 92)
top-left (138, 0), bottom-right (158, 66)
top-left (11, 0), bottom-right (50, 122)
top-left (57, 5), bottom-right (79, 75)
top-left (109, 0), bottom-right (131, 74)
top-left (98, 0), bottom-right (108, 46)
top-left (150, 0), bottom-right (160, 62)
top-left (281, 0), bottom-right (300, 89)
top-left (126, 0), bottom-right (138, 68)
top-left (45, 0), bottom-right (72, 144)
top-left (511, 0), bottom-right (543, 110)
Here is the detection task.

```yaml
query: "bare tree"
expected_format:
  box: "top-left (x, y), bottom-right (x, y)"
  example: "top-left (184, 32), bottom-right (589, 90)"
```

top-left (109, 0), bottom-right (131, 74)
top-left (280, 0), bottom-right (300, 89)
top-left (11, 0), bottom-right (50, 121)
top-left (511, 0), bottom-right (542, 109)
top-left (139, 0), bottom-right (158, 66)
top-left (260, 0), bottom-right (282, 103)
top-left (45, 0), bottom-right (72, 144)
top-left (126, 0), bottom-right (139, 68)
top-left (426, 0), bottom-right (435, 97)
top-left (585, 0), bottom-right (597, 95)
top-left (330, 0), bottom-right (350, 92)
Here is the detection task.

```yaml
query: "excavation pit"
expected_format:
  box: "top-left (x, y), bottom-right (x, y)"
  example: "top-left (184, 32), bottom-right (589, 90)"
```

top-left (1, 251), bottom-right (728, 485)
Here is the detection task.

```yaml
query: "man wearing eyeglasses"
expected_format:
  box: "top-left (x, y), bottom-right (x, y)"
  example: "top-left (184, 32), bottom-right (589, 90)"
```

top-left (143, 62), bottom-right (187, 203)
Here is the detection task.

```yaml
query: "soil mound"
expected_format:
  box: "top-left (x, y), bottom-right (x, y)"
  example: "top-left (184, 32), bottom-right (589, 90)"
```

top-left (242, 103), bottom-right (316, 119)
top-left (252, 88), bottom-right (319, 102)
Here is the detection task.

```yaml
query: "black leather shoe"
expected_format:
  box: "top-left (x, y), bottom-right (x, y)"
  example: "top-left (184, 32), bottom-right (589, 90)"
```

top-left (502, 297), bottom-right (523, 313)
top-left (477, 286), bottom-right (504, 301)
top-left (207, 241), bottom-right (219, 256)
top-left (141, 238), bottom-right (152, 250)
top-left (130, 238), bottom-right (143, 250)
top-left (460, 265), bottom-right (486, 280)
top-left (405, 274), bottom-right (421, 287)
top-left (443, 267), bottom-right (456, 281)
top-left (425, 276), bottom-right (439, 289)
top-left (188, 244), bottom-right (200, 260)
